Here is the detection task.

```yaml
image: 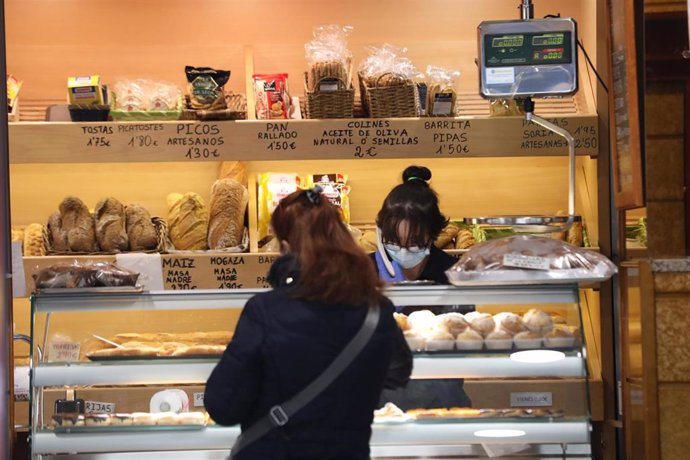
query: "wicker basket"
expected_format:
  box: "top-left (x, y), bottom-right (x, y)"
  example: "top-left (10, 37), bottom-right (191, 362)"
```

top-left (44, 217), bottom-right (168, 255)
top-left (180, 93), bottom-right (247, 121)
top-left (304, 74), bottom-right (354, 119)
top-left (358, 72), bottom-right (420, 118)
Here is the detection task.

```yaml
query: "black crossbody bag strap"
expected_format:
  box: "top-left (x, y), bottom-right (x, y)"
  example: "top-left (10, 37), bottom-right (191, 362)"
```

top-left (229, 305), bottom-right (381, 459)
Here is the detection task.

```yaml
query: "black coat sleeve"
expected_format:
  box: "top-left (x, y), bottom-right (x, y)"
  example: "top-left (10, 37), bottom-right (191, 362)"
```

top-left (204, 297), bottom-right (265, 426)
top-left (383, 312), bottom-right (413, 390)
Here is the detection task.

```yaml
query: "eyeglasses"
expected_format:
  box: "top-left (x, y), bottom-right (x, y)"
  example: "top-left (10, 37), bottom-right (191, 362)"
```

top-left (382, 243), bottom-right (428, 253)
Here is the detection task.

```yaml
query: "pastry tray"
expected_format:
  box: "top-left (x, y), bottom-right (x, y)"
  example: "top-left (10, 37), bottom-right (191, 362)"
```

top-left (34, 286), bottom-right (144, 295)
top-left (410, 346), bottom-right (580, 355)
top-left (87, 354), bottom-right (222, 362)
top-left (411, 415), bottom-right (563, 424)
top-left (54, 424), bottom-right (205, 434)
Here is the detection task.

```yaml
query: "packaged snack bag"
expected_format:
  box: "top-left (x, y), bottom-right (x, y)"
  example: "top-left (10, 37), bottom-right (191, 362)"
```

top-left (257, 173), bottom-right (302, 244)
top-left (253, 74), bottom-right (290, 119)
top-left (307, 173), bottom-right (351, 224)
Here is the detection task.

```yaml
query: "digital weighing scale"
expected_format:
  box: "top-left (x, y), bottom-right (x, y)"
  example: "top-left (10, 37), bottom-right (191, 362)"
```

top-left (467, 1), bottom-right (579, 233)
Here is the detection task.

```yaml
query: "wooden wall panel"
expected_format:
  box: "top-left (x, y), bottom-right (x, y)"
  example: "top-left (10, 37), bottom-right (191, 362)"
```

top-left (5, 0), bottom-right (589, 100)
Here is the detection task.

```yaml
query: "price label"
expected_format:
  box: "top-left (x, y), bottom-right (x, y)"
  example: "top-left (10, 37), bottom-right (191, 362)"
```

top-left (49, 341), bottom-right (81, 362)
top-left (193, 392), bottom-right (205, 407)
top-left (510, 392), bottom-right (552, 407)
top-left (13, 366), bottom-right (29, 401)
top-left (85, 400), bottom-right (116, 414)
top-left (503, 254), bottom-right (550, 270)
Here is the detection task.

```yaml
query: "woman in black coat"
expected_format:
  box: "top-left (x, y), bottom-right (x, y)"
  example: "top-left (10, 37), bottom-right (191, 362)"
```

top-left (205, 187), bottom-right (413, 460)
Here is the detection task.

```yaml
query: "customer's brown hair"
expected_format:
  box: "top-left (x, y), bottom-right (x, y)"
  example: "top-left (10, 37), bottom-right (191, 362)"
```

top-left (271, 188), bottom-right (383, 306)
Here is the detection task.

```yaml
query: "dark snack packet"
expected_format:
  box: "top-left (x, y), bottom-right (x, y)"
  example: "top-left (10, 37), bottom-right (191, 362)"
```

top-left (185, 66), bottom-right (231, 110)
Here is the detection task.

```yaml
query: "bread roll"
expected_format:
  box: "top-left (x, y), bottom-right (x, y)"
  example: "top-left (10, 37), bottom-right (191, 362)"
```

top-left (23, 223), bottom-right (45, 256)
top-left (47, 212), bottom-right (69, 252)
top-left (455, 229), bottom-right (476, 249)
top-left (59, 197), bottom-right (97, 252)
top-left (95, 197), bottom-right (128, 252)
top-left (125, 204), bottom-right (158, 251)
top-left (208, 179), bottom-right (248, 249)
top-left (167, 192), bottom-right (209, 250)
top-left (435, 223), bottom-right (459, 249)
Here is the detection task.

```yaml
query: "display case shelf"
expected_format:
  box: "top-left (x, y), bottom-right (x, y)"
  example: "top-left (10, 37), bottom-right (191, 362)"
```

top-left (31, 285), bottom-right (579, 314)
top-left (8, 115), bottom-right (599, 165)
top-left (32, 420), bottom-right (590, 456)
top-left (34, 351), bottom-right (585, 386)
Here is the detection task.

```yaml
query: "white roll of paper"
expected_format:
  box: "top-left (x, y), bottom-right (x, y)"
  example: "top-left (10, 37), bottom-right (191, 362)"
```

top-left (149, 389), bottom-right (190, 413)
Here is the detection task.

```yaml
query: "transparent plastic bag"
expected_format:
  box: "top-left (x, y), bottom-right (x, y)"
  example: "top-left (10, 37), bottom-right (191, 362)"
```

top-left (112, 79), bottom-right (181, 112)
top-left (305, 25), bottom-right (353, 91)
top-left (446, 235), bottom-right (617, 286)
top-left (32, 260), bottom-right (140, 289)
top-left (305, 24), bottom-right (352, 68)
top-left (359, 44), bottom-right (420, 84)
top-left (425, 65), bottom-right (460, 116)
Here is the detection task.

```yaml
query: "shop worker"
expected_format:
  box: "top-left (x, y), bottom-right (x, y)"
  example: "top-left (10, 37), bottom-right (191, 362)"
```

top-left (374, 165), bottom-right (457, 285)
top-left (205, 187), bottom-right (412, 460)
top-left (373, 165), bottom-right (472, 409)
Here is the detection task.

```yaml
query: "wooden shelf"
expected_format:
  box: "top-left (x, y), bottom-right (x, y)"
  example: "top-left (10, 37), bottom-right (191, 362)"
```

top-left (9, 114), bottom-right (599, 164)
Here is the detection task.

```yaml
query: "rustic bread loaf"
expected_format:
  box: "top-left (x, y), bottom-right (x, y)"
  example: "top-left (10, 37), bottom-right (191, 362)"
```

top-left (59, 197), bottom-right (97, 252)
top-left (125, 204), bottom-right (158, 251)
top-left (167, 192), bottom-right (208, 250)
top-left (208, 179), bottom-right (248, 249)
top-left (47, 211), bottom-right (69, 252)
top-left (95, 197), bottom-right (129, 252)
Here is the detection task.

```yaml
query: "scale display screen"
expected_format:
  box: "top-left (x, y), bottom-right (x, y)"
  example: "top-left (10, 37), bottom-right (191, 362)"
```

top-left (478, 18), bottom-right (578, 98)
top-left (485, 32), bottom-right (572, 67)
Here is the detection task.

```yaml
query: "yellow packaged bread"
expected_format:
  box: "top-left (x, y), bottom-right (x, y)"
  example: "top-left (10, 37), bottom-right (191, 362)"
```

top-left (167, 192), bottom-right (209, 250)
top-left (257, 173), bottom-right (302, 244)
top-left (67, 75), bottom-right (104, 105)
top-left (23, 223), bottom-right (45, 256)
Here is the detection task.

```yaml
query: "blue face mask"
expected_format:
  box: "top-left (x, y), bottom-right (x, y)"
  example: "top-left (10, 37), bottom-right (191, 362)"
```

top-left (384, 244), bottom-right (431, 269)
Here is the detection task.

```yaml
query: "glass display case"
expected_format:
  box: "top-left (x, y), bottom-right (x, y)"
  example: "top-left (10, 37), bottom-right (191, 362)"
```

top-left (30, 285), bottom-right (591, 459)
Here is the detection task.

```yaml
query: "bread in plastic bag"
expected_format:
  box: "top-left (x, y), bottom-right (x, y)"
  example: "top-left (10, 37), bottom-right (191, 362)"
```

top-left (33, 261), bottom-right (98, 289)
top-left (33, 260), bottom-right (139, 290)
top-left (91, 262), bottom-right (140, 287)
top-left (446, 235), bottom-right (617, 285)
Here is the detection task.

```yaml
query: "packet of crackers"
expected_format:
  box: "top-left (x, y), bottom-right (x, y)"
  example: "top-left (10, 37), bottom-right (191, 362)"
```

top-left (307, 173), bottom-right (351, 224)
top-left (253, 74), bottom-right (290, 119)
top-left (257, 172), bottom-right (303, 245)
